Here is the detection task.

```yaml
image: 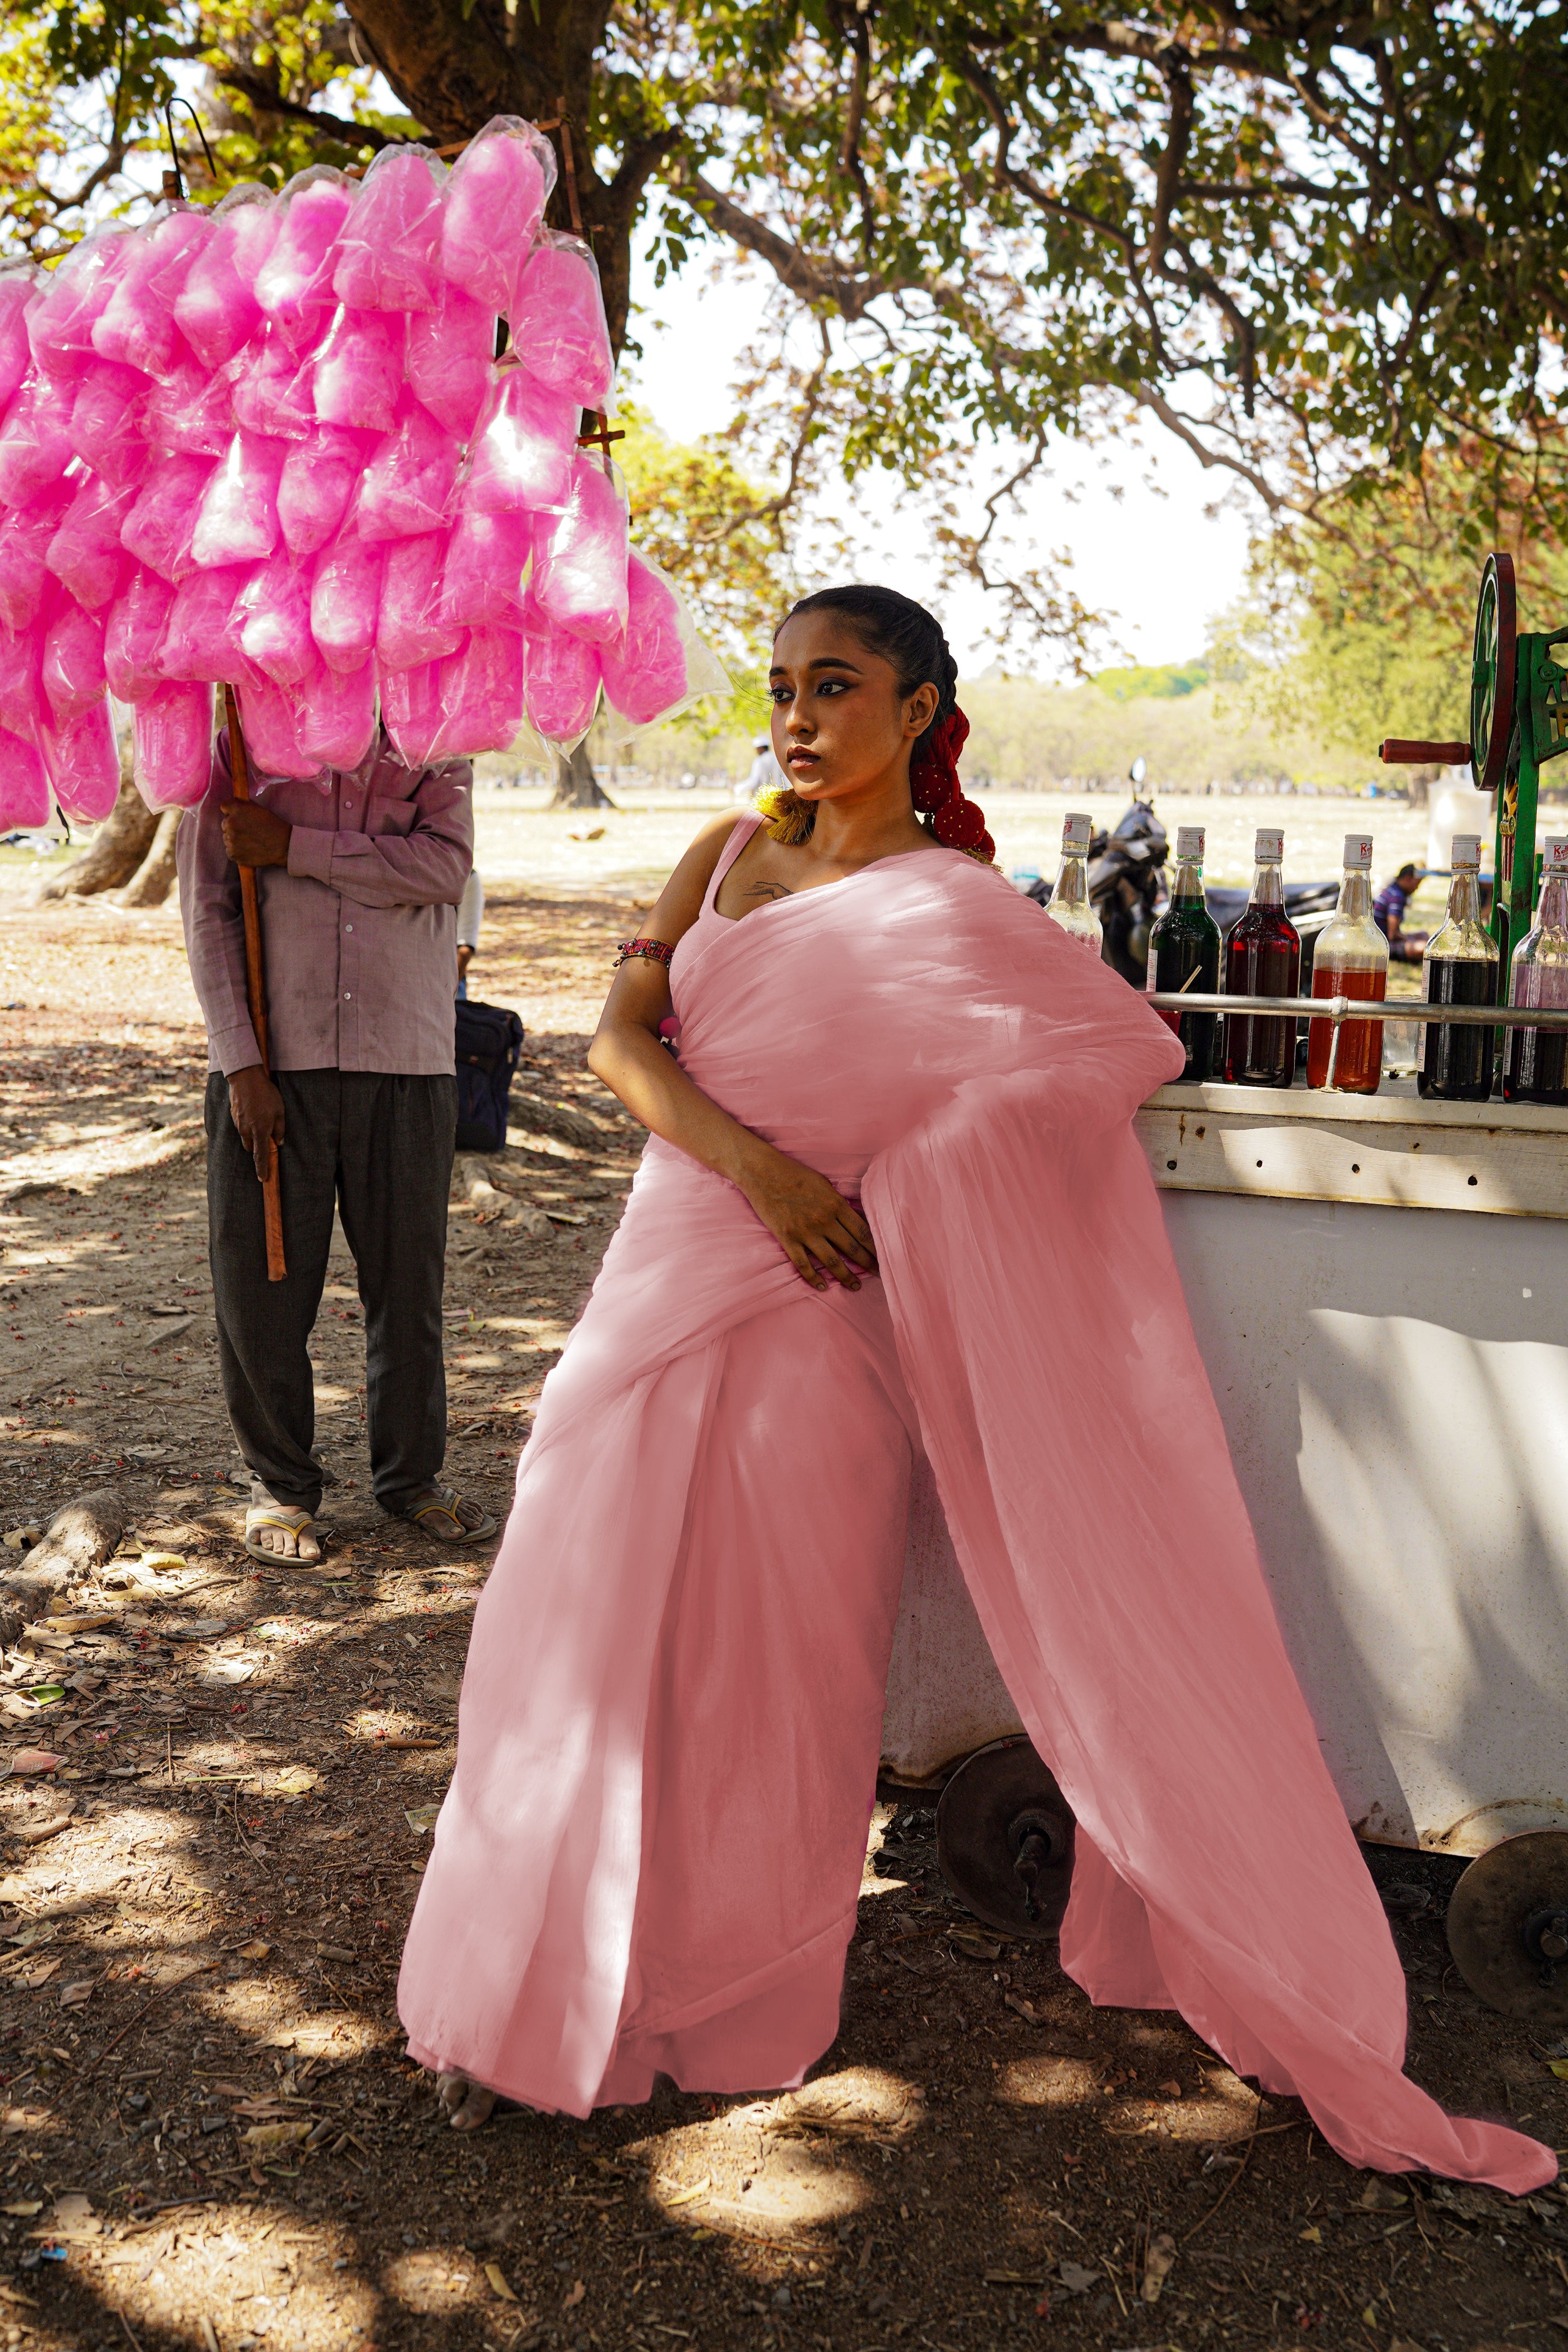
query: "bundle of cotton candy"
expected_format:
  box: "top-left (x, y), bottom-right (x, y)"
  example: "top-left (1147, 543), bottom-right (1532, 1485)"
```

top-left (441, 120), bottom-right (555, 315)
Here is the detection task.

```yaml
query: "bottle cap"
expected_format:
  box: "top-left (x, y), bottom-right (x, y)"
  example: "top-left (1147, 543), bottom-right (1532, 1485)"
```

top-left (1254, 827), bottom-right (1284, 863)
top-left (1451, 834), bottom-right (1482, 869)
top-left (1176, 826), bottom-right (1206, 860)
top-left (1343, 835), bottom-right (1373, 870)
top-left (1062, 812), bottom-right (1092, 854)
top-left (1546, 837), bottom-right (1568, 876)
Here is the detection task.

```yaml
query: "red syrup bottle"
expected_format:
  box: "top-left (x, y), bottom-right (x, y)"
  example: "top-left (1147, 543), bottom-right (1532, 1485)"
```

top-left (1223, 826), bottom-right (1301, 1087)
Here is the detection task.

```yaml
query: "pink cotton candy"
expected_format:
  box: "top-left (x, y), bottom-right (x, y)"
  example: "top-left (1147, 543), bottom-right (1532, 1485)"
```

top-left (143, 356), bottom-right (236, 457)
top-left (173, 186), bottom-right (278, 368)
top-left (463, 367), bottom-right (576, 514)
top-left (41, 598), bottom-right (108, 719)
top-left (531, 457), bottom-right (629, 643)
top-left (45, 472), bottom-right (136, 609)
top-left (599, 550), bottom-right (689, 725)
top-left (121, 450), bottom-right (214, 584)
top-left (440, 504), bottom-right (531, 630)
top-left (278, 423), bottom-right (370, 558)
top-left (313, 306), bottom-right (406, 435)
top-left (105, 566), bottom-right (178, 701)
top-left (189, 433), bottom-right (284, 570)
top-left (0, 487), bottom-right (71, 633)
top-left (235, 670), bottom-right (321, 782)
top-left (378, 656), bottom-right (444, 767)
top-left (430, 625), bottom-right (525, 758)
top-left (234, 548), bottom-right (316, 685)
top-left (310, 527), bottom-right (383, 673)
top-left (255, 171), bottom-right (354, 356)
top-left (333, 147), bottom-right (447, 313)
top-left (511, 236), bottom-right (613, 409)
top-left (522, 625), bottom-right (601, 742)
top-left (0, 374), bottom-right (76, 505)
top-left (296, 652), bottom-right (377, 770)
top-left (376, 533), bottom-right (465, 670)
top-left (0, 725), bottom-right (50, 827)
top-left (0, 273), bottom-right (37, 420)
top-left (354, 391), bottom-right (460, 542)
top-left (441, 120), bottom-right (552, 315)
top-left (134, 679), bottom-right (214, 808)
top-left (43, 693), bottom-right (119, 819)
top-left (0, 622), bottom-right (49, 743)
top-left (228, 326), bottom-right (317, 442)
top-left (26, 232), bottom-right (133, 383)
top-left (405, 279), bottom-right (493, 440)
top-left (66, 360), bottom-right (148, 486)
top-left (157, 563), bottom-right (249, 684)
top-left (91, 209), bottom-right (209, 381)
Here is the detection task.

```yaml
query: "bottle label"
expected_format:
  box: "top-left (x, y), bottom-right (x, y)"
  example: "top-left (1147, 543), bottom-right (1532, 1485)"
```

top-left (1254, 827), bottom-right (1284, 863)
top-left (1451, 833), bottom-right (1482, 868)
top-left (1062, 812), bottom-right (1092, 854)
top-left (1343, 834), bottom-right (1373, 869)
top-left (1176, 826), bottom-right (1205, 860)
top-left (1547, 837), bottom-right (1568, 877)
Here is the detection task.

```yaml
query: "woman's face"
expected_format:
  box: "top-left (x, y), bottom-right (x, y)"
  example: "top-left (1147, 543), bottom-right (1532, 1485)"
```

top-left (769, 610), bottom-right (939, 804)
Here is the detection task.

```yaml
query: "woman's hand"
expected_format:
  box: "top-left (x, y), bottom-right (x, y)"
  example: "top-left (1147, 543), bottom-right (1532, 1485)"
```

top-left (735, 1141), bottom-right (878, 1292)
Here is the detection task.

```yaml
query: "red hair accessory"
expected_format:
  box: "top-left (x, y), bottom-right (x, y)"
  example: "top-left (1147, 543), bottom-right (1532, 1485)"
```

top-left (911, 707), bottom-right (969, 814)
top-left (933, 794), bottom-right (986, 851)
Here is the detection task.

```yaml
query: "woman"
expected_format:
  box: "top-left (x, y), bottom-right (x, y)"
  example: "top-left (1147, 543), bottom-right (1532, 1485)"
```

top-left (399, 587), bottom-right (1551, 2192)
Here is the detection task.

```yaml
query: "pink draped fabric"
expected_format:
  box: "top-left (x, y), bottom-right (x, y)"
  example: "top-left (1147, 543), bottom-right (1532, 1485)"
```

top-left (398, 815), bottom-right (1552, 2192)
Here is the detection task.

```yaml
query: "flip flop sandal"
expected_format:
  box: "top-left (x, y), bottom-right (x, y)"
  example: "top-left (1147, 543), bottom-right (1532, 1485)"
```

top-left (403, 1489), bottom-right (498, 1546)
top-left (243, 1506), bottom-right (327, 1566)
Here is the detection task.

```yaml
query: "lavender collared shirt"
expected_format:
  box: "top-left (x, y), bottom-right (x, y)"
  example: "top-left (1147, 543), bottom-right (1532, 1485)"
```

top-left (176, 728), bottom-right (475, 1079)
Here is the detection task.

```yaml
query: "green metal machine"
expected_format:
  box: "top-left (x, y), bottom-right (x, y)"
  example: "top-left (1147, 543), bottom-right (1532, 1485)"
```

top-left (1380, 551), bottom-right (1568, 963)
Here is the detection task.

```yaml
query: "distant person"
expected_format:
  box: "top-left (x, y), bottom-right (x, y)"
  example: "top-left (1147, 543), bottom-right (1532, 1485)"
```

top-left (456, 868), bottom-right (484, 999)
top-left (739, 738), bottom-right (788, 804)
top-left (1374, 862), bottom-right (1428, 963)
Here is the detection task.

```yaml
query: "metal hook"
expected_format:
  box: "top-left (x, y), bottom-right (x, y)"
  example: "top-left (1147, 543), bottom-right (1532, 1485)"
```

top-left (162, 97), bottom-right (218, 200)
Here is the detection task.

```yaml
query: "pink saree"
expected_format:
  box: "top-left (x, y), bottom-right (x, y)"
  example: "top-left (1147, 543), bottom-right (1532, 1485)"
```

top-left (398, 815), bottom-right (1552, 2193)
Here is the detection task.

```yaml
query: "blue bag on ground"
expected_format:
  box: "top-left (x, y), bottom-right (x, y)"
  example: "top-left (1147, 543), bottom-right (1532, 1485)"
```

top-left (454, 998), bottom-right (525, 1152)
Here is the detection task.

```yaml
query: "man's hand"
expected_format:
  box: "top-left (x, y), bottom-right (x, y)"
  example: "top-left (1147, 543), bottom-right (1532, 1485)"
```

top-left (220, 799), bottom-right (292, 869)
top-left (457, 944), bottom-right (473, 984)
top-left (228, 1066), bottom-right (286, 1182)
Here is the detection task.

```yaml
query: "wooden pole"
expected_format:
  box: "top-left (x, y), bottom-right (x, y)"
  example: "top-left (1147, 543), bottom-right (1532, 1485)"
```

top-left (223, 685), bottom-right (287, 1282)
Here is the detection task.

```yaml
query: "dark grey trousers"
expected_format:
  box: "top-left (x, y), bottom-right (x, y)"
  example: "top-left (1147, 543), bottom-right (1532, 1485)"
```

top-left (205, 1069), bottom-right (456, 1519)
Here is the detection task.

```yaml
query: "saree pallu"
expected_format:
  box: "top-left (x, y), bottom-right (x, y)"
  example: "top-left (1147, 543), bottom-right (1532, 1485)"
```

top-left (398, 816), bottom-right (1552, 2192)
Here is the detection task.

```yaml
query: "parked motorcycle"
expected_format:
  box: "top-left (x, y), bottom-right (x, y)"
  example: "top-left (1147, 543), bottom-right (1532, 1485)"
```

top-left (1029, 797), bottom-right (1171, 985)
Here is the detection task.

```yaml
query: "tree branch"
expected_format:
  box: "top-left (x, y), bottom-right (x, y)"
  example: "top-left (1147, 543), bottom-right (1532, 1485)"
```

top-left (213, 68), bottom-right (400, 150)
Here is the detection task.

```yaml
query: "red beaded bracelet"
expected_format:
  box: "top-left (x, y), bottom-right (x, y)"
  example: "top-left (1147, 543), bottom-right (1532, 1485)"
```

top-left (615, 936), bottom-right (675, 969)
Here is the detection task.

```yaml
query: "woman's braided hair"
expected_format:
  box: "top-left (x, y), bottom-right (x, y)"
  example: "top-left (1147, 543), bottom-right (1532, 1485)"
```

top-left (759, 585), bottom-right (995, 862)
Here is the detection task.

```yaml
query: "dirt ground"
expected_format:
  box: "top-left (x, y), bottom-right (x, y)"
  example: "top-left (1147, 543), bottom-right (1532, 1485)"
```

top-left (0, 815), bottom-right (1563, 2352)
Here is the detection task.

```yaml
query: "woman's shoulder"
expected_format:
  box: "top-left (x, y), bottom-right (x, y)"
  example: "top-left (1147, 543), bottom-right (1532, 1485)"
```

top-left (642, 810), bottom-right (762, 942)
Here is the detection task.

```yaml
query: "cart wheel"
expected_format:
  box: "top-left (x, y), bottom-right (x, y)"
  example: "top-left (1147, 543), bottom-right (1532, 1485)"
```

top-left (1446, 1831), bottom-right (1568, 2024)
top-left (935, 1736), bottom-right (1075, 1942)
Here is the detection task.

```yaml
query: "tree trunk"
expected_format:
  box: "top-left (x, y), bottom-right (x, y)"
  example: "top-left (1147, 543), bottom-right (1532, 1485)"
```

top-left (111, 804), bottom-right (183, 907)
top-left (549, 740), bottom-right (616, 810)
top-left (32, 769), bottom-right (156, 903)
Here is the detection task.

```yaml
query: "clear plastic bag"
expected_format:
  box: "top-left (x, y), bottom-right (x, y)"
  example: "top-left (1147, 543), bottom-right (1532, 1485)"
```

top-left (0, 269), bottom-right (38, 422)
top-left (333, 146), bottom-right (448, 313)
top-left (462, 365), bottom-right (577, 514)
top-left (599, 548), bottom-right (729, 730)
top-left (228, 323), bottom-right (317, 442)
top-left (44, 471), bottom-right (136, 609)
top-left (441, 119), bottom-right (554, 315)
top-left (0, 725), bottom-right (51, 828)
top-left (174, 184), bottom-right (279, 370)
top-left (67, 359), bottom-right (150, 485)
top-left (429, 624), bottom-right (526, 759)
top-left (0, 614), bottom-right (50, 742)
top-left (522, 622), bottom-right (601, 747)
top-left (377, 655), bottom-right (443, 767)
top-left (353, 388), bottom-right (461, 542)
top-left (0, 372), bottom-right (76, 505)
top-left (254, 168), bottom-right (355, 356)
top-left (41, 597), bottom-right (109, 720)
top-left (376, 530), bottom-right (465, 670)
top-left (90, 207), bottom-right (210, 382)
top-left (105, 564), bottom-right (178, 700)
top-left (405, 278), bottom-right (494, 440)
top-left (310, 524), bottom-right (384, 673)
top-left (189, 433), bottom-right (284, 569)
top-left (295, 651), bottom-right (377, 771)
top-left (234, 547), bottom-right (316, 685)
top-left (510, 232), bottom-right (614, 409)
top-left (133, 678), bottom-right (215, 809)
top-left (278, 423), bottom-right (371, 558)
top-left (439, 503), bottom-right (532, 630)
top-left (530, 455), bottom-right (629, 643)
top-left (121, 449), bottom-right (216, 584)
top-left (235, 668), bottom-right (326, 783)
top-left (157, 562), bottom-right (250, 684)
top-left (143, 355), bottom-right (236, 458)
top-left (26, 229), bottom-right (133, 384)
top-left (0, 485), bottom-right (72, 633)
top-left (313, 306), bottom-right (406, 435)
top-left (43, 693), bottom-right (119, 819)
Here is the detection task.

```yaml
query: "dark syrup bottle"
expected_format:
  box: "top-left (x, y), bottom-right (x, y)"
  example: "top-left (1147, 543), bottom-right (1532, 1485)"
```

top-left (1504, 837), bottom-right (1568, 1105)
top-left (1147, 824), bottom-right (1220, 1079)
top-left (1419, 835), bottom-right (1498, 1102)
top-left (1223, 827), bottom-right (1301, 1088)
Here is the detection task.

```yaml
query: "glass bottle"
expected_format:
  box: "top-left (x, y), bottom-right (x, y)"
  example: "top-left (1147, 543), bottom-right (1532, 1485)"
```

top-left (1504, 835), bottom-right (1568, 1105)
top-left (1307, 833), bottom-right (1388, 1094)
top-left (1045, 811), bottom-right (1102, 952)
top-left (1223, 827), bottom-right (1301, 1088)
top-left (1419, 834), bottom-right (1498, 1101)
top-left (1148, 825), bottom-right (1220, 1080)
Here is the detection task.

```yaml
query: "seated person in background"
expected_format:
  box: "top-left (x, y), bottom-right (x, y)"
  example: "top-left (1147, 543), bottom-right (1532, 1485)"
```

top-left (1374, 862), bottom-right (1428, 963)
top-left (457, 868), bottom-right (484, 999)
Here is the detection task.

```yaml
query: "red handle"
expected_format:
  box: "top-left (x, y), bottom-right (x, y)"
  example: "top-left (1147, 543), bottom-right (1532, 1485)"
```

top-left (1379, 739), bottom-right (1472, 766)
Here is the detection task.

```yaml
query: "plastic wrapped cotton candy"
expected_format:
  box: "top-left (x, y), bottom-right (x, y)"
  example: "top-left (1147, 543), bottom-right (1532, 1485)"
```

top-left (134, 679), bottom-right (215, 809)
top-left (66, 360), bottom-right (149, 485)
top-left (45, 472), bottom-right (136, 609)
top-left (121, 450), bottom-right (215, 583)
top-left (354, 391), bottom-right (460, 542)
top-left (255, 169), bottom-right (354, 355)
top-left (41, 599), bottom-right (109, 719)
top-left (157, 563), bottom-right (248, 683)
top-left (91, 208), bottom-right (210, 381)
top-left (405, 279), bottom-right (493, 440)
top-left (599, 550), bottom-right (689, 725)
top-left (173, 185), bottom-right (279, 370)
top-left (295, 653), bottom-right (377, 771)
top-left (26, 230), bottom-right (132, 384)
top-left (278, 424), bottom-right (368, 557)
top-left (463, 367), bottom-right (577, 514)
top-left (0, 271), bottom-right (37, 421)
top-left (333, 147), bottom-right (447, 313)
top-left (313, 307), bottom-right (405, 435)
top-left (0, 725), bottom-right (51, 828)
top-left (429, 625), bottom-right (525, 759)
top-left (43, 694), bottom-right (119, 820)
top-left (0, 620), bottom-right (50, 744)
top-left (439, 504), bottom-right (531, 630)
top-left (105, 566), bottom-right (178, 701)
top-left (234, 548), bottom-right (316, 685)
top-left (530, 457), bottom-right (629, 642)
top-left (235, 670), bottom-right (321, 782)
top-left (0, 487), bottom-right (71, 633)
top-left (510, 234), bottom-right (614, 409)
top-left (376, 533), bottom-right (464, 670)
top-left (0, 374), bottom-right (76, 504)
top-left (310, 527), bottom-right (383, 673)
top-left (441, 119), bottom-right (554, 315)
top-left (143, 358), bottom-right (236, 458)
top-left (522, 624), bottom-right (601, 744)
top-left (229, 326), bottom-right (317, 442)
top-left (377, 656), bottom-right (444, 768)
top-left (189, 433), bottom-right (285, 569)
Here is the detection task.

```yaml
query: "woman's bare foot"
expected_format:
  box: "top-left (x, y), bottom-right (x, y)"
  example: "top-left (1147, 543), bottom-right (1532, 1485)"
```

top-left (437, 2070), bottom-right (498, 2131)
